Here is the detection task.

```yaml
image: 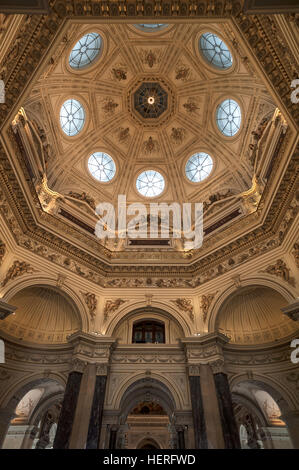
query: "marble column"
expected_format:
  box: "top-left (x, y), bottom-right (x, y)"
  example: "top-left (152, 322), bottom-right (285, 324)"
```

top-left (69, 363), bottom-right (97, 449)
top-left (182, 333), bottom-right (239, 449)
top-left (280, 410), bottom-right (299, 448)
top-left (109, 426), bottom-right (118, 449)
top-left (200, 364), bottom-right (225, 448)
top-left (176, 426), bottom-right (185, 449)
top-left (188, 371), bottom-right (208, 449)
top-left (53, 370), bottom-right (82, 449)
top-left (54, 332), bottom-right (115, 449)
top-left (212, 367), bottom-right (241, 449)
top-left (0, 409), bottom-right (16, 448)
top-left (86, 369), bottom-right (107, 449)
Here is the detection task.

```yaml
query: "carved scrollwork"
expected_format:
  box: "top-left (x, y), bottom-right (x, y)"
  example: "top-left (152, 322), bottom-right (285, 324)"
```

top-left (1, 260), bottom-right (34, 287)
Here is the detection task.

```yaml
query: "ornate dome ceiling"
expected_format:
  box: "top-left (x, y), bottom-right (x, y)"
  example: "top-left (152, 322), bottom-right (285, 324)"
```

top-left (1, 287), bottom-right (81, 344)
top-left (20, 21), bottom-right (279, 261)
top-left (216, 287), bottom-right (298, 345)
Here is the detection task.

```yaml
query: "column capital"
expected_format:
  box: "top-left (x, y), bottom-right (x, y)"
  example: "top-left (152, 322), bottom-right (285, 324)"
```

top-left (281, 300), bottom-right (299, 321)
top-left (67, 331), bottom-right (116, 368)
top-left (0, 299), bottom-right (17, 320)
top-left (181, 332), bottom-right (229, 367)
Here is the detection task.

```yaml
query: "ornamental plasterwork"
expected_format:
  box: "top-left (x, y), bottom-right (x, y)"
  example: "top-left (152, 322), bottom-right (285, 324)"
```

top-left (0, 239), bottom-right (5, 265)
top-left (201, 293), bottom-right (217, 323)
top-left (103, 298), bottom-right (126, 321)
top-left (261, 259), bottom-right (296, 287)
top-left (171, 298), bottom-right (194, 322)
top-left (81, 292), bottom-right (97, 319)
top-left (292, 243), bottom-right (299, 268)
top-left (1, 261), bottom-right (34, 287)
top-left (0, 4), bottom-right (298, 286)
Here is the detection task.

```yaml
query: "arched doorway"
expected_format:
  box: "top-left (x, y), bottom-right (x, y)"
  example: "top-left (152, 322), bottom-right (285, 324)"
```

top-left (115, 377), bottom-right (179, 449)
top-left (137, 438), bottom-right (160, 449)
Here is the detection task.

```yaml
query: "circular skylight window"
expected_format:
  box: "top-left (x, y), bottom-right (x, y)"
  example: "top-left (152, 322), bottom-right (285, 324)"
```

top-left (136, 170), bottom-right (165, 197)
top-left (88, 152), bottom-right (116, 182)
top-left (216, 99), bottom-right (241, 137)
top-left (200, 32), bottom-right (233, 69)
top-left (69, 33), bottom-right (102, 69)
top-left (185, 153), bottom-right (213, 182)
top-left (60, 99), bottom-right (85, 136)
top-left (135, 24), bottom-right (168, 32)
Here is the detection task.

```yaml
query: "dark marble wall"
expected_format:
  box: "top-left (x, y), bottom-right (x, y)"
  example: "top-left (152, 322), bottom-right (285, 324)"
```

top-left (53, 371), bottom-right (82, 449)
top-left (86, 375), bottom-right (107, 449)
top-left (188, 375), bottom-right (208, 449)
top-left (213, 372), bottom-right (241, 449)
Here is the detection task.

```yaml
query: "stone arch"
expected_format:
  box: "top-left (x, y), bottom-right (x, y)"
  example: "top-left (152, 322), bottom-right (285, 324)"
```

top-left (136, 437), bottom-right (161, 449)
top-left (114, 374), bottom-right (181, 424)
top-left (2, 275), bottom-right (89, 332)
top-left (229, 374), bottom-right (296, 414)
top-left (209, 276), bottom-right (295, 333)
top-left (0, 374), bottom-right (65, 449)
top-left (106, 303), bottom-right (191, 340)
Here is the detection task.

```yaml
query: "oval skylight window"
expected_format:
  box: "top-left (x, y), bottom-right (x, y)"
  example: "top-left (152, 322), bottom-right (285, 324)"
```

top-left (200, 32), bottom-right (233, 69)
top-left (216, 99), bottom-right (241, 137)
top-left (185, 153), bottom-right (213, 183)
top-left (60, 99), bottom-right (85, 136)
top-left (136, 170), bottom-right (165, 197)
top-left (69, 33), bottom-right (102, 69)
top-left (88, 152), bottom-right (116, 182)
top-left (134, 24), bottom-right (168, 32)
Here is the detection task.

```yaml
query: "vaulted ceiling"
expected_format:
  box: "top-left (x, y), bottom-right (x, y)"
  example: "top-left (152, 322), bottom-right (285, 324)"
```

top-left (0, 5), bottom-right (298, 286)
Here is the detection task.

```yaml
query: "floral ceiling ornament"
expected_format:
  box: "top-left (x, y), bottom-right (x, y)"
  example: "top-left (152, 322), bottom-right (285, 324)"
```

top-left (170, 127), bottom-right (186, 145)
top-left (140, 49), bottom-right (161, 68)
top-left (172, 298), bottom-right (194, 321)
top-left (142, 136), bottom-right (160, 155)
top-left (183, 98), bottom-right (200, 114)
top-left (82, 292), bottom-right (97, 320)
top-left (2, 260), bottom-right (34, 287)
top-left (175, 63), bottom-right (192, 81)
top-left (111, 66), bottom-right (127, 81)
top-left (262, 259), bottom-right (295, 286)
top-left (0, 239), bottom-right (6, 265)
top-left (201, 293), bottom-right (217, 323)
top-left (102, 98), bottom-right (119, 115)
top-left (115, 126), bottom-right (131, 145)
top-left (103, 298), bottom-right (126, 321)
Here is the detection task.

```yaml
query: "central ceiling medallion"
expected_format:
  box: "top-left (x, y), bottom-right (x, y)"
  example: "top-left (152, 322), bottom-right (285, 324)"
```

top-left (129, 76), bottom-right (175, 127)
top-left (134, 82), bottom-right (168, 119)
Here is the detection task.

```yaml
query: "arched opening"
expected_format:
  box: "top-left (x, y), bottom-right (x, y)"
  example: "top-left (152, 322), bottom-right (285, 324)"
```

top-left (232, 380), bottom-right (294, 449)
top-left (1, 378), bottom-right (64, 449)
top-left (112, 377), bottom-right (178, 449)
top-left (137, 438), bottom-right (160, 449)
